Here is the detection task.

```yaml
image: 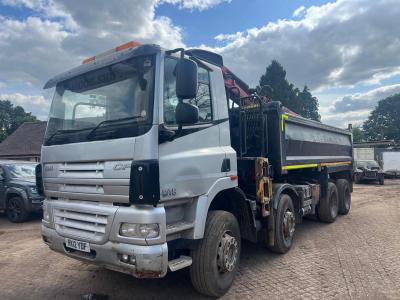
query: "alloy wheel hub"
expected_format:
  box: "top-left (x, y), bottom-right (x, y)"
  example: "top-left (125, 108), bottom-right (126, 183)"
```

top-left (283, 210), bottom-right (295, 239)
top-left (217, 232), bottom-right (238, 273)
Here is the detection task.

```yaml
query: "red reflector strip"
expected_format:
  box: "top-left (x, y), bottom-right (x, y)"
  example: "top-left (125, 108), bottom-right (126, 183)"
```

top-left (82, 56), bottom-right (95, 64)
top-left (116, 41), bottom-right (141, 52)
top-left (230, 175), bottom-right (238, 181)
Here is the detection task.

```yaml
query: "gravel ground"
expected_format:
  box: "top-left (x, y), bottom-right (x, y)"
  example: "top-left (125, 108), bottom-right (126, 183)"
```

top-left (0, 180), bottom-right (399, 300)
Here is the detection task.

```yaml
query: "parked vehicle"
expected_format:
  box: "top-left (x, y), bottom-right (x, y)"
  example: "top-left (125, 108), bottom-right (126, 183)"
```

top-left (354, 160), bottom-right (384, 185)
top-left (38, 41), bottom-right (354, 297)
top-left (0, 161), bottom-right (44, 222)
top-left (381, 151), bottom-right (400, 178)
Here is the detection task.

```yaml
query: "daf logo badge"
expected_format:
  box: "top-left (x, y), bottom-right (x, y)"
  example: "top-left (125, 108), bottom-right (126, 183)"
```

top-left (113, 163), bottom-right (131, 171)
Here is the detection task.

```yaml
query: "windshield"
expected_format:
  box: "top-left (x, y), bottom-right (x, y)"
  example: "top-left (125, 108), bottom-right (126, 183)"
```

top-left (45, 55), bottom-right (155, 145)
top-left (356, 160), bottom-right (379, 169)
top-left (6, 164), bottom-right (36, 178)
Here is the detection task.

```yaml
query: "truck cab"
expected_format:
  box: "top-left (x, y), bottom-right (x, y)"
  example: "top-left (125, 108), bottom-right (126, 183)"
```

top-left (39, 42), bottom-right (353, 297)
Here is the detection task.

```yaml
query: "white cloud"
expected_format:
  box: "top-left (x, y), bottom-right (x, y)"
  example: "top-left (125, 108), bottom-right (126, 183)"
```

top-left (322, 109), bottom-right (370, 128)
top-left (321, 84), bottom-right (400, 127)
top-left (0, 15), bottom-right (73, 87)
top-left (212, 0), bottom-right (400, 90)
top-left (0, 0), bottom-right (185, 89)
top-left (215, 32), bottom-right (243, 42)
top-left (0, 92), bottom-right (50, 119)
top-left (1, 0), bottom-right (400, 128)
top-left (159, 0), bottom-right (230, 11)
top-left (332, 84), bottom-right (400, 113)
top-left (293, 6), bottom-right (306, 18)
top-left (0, 0), bottom-right (185, 119)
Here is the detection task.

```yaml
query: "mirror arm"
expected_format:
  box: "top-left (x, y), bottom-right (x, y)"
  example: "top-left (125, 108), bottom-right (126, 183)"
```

top-left (166, 48), bottom-right (185, 59)
top-left (176, 98), bottom-right (183, 135)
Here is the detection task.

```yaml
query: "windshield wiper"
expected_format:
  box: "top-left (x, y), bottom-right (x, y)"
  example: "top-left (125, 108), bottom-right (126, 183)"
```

top-left (86, 115), bottom-right (144, 140)
top-left (45, 128), bottom-right (92, 145)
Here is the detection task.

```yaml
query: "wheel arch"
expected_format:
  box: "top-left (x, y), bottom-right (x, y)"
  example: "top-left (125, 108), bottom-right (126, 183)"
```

top-left (208, 187), bottom-right (257, 242)
top-left (272, 183), bottom-right (299, 210)
top-left (5, 187), bottom-right (28, 207)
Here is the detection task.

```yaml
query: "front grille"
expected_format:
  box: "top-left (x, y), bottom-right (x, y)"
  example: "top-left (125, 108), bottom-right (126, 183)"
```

top-left (366, 171), bottom-right (377, 177)
top-left (53, 208), bottom-right (109, 243)
top-left (43, 160), bottom-right (131, 203)
top-left (59, 161), bottom-right (105, 178)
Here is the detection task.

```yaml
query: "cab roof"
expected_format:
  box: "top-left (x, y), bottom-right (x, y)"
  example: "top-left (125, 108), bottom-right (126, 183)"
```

top-left (43, 44), bottom-right (161, 89)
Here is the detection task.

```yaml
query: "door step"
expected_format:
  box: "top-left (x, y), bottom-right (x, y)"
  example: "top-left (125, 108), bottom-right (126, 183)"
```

top-left (166, 221), bottom-right (194, 235)
top-left (168, 255), bottom-right (192, 272)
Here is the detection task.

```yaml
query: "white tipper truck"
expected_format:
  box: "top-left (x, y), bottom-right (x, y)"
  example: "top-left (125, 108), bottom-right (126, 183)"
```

top-left (38, 41), bottom-right (354, 297)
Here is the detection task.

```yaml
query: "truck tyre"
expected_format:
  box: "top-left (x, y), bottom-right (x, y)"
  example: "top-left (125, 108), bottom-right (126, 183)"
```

top-left (379, 176), bottom-right (384, 185)
top-left (269, 194), bottom-right (295, 254)
top-left (317, 182), bottom-right (339, 223)
top-left (190, 210), bottom-right (241, 298)
top-left (337, 179), bottom-right (351, 215)
top-left (7, 196), bottom-right (29, 223)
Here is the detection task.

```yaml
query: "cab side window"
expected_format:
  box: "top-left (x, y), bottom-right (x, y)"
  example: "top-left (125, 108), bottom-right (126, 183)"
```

top-left (164, 57), bottom-right (213, 125)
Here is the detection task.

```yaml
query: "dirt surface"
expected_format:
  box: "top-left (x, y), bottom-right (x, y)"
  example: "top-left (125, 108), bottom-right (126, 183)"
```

top-left (0, 180), bottom-right (399, 300)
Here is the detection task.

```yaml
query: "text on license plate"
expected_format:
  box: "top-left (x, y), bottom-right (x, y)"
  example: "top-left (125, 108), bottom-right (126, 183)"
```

top-left (65, 238), bottom-right (91, 253)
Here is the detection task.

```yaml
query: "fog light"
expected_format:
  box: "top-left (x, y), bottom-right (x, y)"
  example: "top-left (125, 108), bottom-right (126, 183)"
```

top-left (119, 253), bottom-right (136, 265)
top-left (121, 254), bottom-right (129, 263)
top-left (119, 223), bottom-right (159, 239)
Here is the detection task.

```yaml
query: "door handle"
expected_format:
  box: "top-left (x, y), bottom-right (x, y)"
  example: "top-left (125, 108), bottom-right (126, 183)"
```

top-left (221, 158), bottom-right (231, 172)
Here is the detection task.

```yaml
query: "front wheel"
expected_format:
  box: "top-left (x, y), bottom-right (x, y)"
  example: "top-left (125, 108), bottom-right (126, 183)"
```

top-left (7, 196), bottom-right (29, 223)
top-left (190, 211), bottom-right (241, 298)
top-left (269, 194), bottom-right (295, 254)
top-left (379, 176), bottom-right (384, 185)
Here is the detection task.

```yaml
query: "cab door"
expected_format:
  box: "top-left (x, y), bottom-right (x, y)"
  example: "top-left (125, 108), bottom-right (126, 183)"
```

top-left (158, 57), bottom-right (228, 201)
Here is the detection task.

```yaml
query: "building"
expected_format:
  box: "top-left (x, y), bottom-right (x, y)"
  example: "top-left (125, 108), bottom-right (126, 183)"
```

top-left (353, 140), bottom-right (397, 161)
top-left (0, 121), bottom-right (47, 162)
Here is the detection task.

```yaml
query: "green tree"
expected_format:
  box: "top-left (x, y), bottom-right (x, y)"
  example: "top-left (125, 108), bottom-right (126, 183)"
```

top-left (0, 100), bottom-right (37, 142)
top-left (352, 126), bottom-right (365, 143)
top-left (258, 60), bottom-right (320, 121)
top-left (363, 93), bottom-right (400, 141)
top-left (258, 60), bottom-right (298, 110)
top-left (298, 86), bottom-right (321, 121)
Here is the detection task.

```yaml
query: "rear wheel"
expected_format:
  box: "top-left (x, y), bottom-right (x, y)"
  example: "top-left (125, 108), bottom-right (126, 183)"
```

top-left (269, 194), bottom-right (295, 254)
top-left (190, 211), bottom-right (241, 298)
top-left (7, 196), bottom-right (29, 223)
top-left (317, 182), bottom-right (339, 223)
top-left (337, 179), bottom-right (351, 215)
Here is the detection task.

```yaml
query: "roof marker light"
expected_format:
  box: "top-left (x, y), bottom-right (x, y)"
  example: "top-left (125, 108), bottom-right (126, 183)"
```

top-left (116, 41), bottom-right (142, 52)
top-left (81, 40), bottom-right (142, 64)
top-left (82, 56), bottom-right (95, 64)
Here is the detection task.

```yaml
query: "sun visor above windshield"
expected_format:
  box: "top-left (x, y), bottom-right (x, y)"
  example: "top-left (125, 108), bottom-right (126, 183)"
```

top-left (43, 44), bottom-right (161, 89)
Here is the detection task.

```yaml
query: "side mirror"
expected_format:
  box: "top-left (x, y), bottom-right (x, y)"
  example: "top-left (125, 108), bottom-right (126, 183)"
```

top-left (176, 58), bottom-right (198, 99)
top-left (176, 102), bottom-right (199, 125)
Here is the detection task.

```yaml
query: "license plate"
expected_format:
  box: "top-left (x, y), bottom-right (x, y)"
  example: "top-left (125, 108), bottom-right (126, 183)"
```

top-left (65, 238), bottom-right (91, 253)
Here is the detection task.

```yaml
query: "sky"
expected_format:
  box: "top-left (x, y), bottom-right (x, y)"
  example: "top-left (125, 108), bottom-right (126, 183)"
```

top-left (1, 0), bottom-right (400, 127)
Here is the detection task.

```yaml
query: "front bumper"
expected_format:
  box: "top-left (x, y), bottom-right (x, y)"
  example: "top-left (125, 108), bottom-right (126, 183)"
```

top-left (42, 225), bottom-right (168, 278)
top-left (29, 197), bottom-right (44, 212)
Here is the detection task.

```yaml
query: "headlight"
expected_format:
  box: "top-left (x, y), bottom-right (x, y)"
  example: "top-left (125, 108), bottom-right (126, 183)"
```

top-left (29, 186), bottom-right (38, 194)
top-left (119, 223), bottom-right (160, 239)
top-left (43, 207), bottom-right (50, 222)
